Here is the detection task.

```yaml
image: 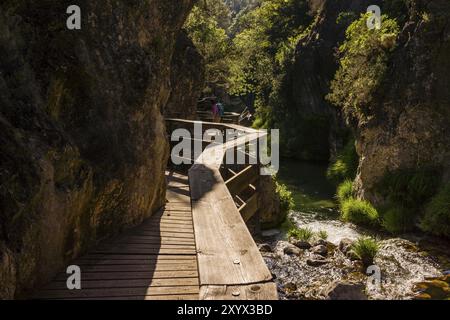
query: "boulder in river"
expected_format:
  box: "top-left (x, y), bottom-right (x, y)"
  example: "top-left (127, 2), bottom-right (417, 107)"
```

top-left (324, 281), bottom-right (368, 300)
top-left (339, 238), bottom-right (354, 254)
top-left (311, 245), bottom-right (328, 256)
top-left (284, 244), bottom-right (303, 256)
top-left (259, 243), bottom-right (273, 253)
top-left (307, 258), bottom-right (330, 267)
top-left (292, 240), bottom-right (312, 250)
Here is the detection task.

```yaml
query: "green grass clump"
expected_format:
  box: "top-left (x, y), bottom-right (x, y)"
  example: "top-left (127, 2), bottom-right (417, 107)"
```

top-left (337, 180), bottom-right (354, 204)
top-left (276, 181), bottom-right (294, 215)
top-left (351, 236), bottom-right (379, 267)
top-left (327, 140), bottom-right (359, 183)
top-left (288, 227), bottom-right (314, 242)
top-left (318, 230), bottom-right (328, 240)
top-left (341, 198), bottom-right (379, 226)
top-left (381, 205), bottom-right (416, 234)
top-left (420, 183), bottom-right (450, 238)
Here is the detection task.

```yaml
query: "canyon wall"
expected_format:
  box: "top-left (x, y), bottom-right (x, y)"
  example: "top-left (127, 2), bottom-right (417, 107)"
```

top-left (353, 0), bottom-right (450, 203)
top-left (276, 0), bottom-right (380, 161)
top-left (164, 31), bottom-right (205, 120)
top-left (0, 0), bottom-right (195, 298)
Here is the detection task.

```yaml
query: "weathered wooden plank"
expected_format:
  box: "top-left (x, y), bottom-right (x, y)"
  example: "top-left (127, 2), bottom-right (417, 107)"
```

top-left (225, 165), bottom-right (258, 196)
top-left (200, 283), bottom-right (278, 300)
top-left (54, 270), bottom-right (198, 281)
top-left (45, 278), bottom-right (199, 290)
top-left (37, 286), bottom-right (200, 299)
top-left (75, 258), bottom-right (197, 266)
top-left (93, 248), bottom-right (196, 255)
top-left (239, 192), bottom-right (258, 222)
top-left (131, 231), bottom-right (195, 239)
top-left (190, 169), bottom-right (272, 285)
top-left (63, 294), bottom-right (199, 300)
top-left (81, 254), bottom-right (196, 261)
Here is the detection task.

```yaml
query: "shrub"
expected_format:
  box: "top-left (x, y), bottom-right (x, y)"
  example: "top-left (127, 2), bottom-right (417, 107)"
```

top-left (341, 198), bottom-right (379, 226)
top-left (327, 140), bottom-right (359, 183)
top-left (288, 227), bottom-right (314, 242)
top-left (276, 181), bottom-right (294, 214)
top-left (382, 205), bottom-right (416, 234)
top-left (351, 236), bottom-right (379, 267)
top-left (377, 167), bottom-right (440, 209)
top-left (318, 230), bottom-right (328, 240)
top-left (337, 180), bottom-right (354, 204)
top-left (327, 14), bottom-right (400, 120)
top-left (421, 183), bottom-right (450, 238)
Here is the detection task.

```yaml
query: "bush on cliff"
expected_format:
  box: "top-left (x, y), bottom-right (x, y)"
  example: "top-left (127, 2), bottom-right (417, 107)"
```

top-left (276, 180), bottom-right (294, 216)
top-left (420, 183), bottom-right (450, 238)
top-left (327, 140), bottom-right (358, 183)
top-left (327, 14), bottom-right (400, 121)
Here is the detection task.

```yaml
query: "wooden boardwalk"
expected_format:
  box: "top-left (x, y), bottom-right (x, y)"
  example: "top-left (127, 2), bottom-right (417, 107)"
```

top-left (36, 170), bottom-right (200, 300)
top-left (36, 119), bottom-right (278, 300)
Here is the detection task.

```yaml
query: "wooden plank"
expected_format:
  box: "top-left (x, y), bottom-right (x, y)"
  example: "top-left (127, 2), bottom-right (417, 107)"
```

top-left (239, 192), bottom-right (258, 222)
top-left (45, 278), bottom-right (199, 290)
top-left (200, 283), bottom-right (278, 300)
top-left (131, 231), bottom-right (195, 239)
top-left (54, 270), bottom-right (198, 281)
top-left (93, 248), bottom-right (196, 255)
top-left (81, 254), bottom-right (196, 261)
top-left (37, 286), bottom-right (200, 299)
top-left (75, 259), bottom-right (196, 266)
top-left (95, 243), bottom-right (196, 251)
top-left (189, 169), bottom-right (273, 285)
top-left (64, 294), bottom-right (199, 300)
top-left (225, 165), bottom-right (258, 196)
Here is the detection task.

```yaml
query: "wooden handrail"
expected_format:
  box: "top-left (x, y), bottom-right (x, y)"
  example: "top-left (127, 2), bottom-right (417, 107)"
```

top-left (165, 118), bottom-right (277, 300)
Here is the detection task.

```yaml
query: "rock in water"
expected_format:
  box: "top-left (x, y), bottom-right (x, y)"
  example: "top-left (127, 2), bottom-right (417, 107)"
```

top-left (324, 282), bottom-right (368, 300)
top-left (259, 243), bottom-right (273, 253)
top-left (339, 238), bottom-right (354, 255)
top-left (306, 258), bottom-right (330, 267)
top-left (292, 240), bottom-right (312, 250)
top-left (311, 245), bottom-right (328, 256)
top-left (284, 244), bottom-right (303, 256)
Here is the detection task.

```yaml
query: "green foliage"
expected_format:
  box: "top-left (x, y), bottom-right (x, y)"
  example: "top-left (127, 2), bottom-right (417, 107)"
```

top-left (351, 237), bottom-right (379, 267)
top-left (377, 167), bottom-right (440, 209)
top-left (337, 180), bottom-right (354, 204)
top-left (184, 0), bottom-right (234, 92)
top-left (276, 180), bottom-right (294, 214)
top-left (229, 0), bottom-right (311, 96)
top-left (327, 140), bottom-right (359, 183)
top-left (421, 183), bottom-right (450, 238)
top-left (327, 14), bottom-right (400, 120)
top-left (288, 227), bottom-right (314, 242)
top-left (381, 205), bottom-right (416, 234)
top-left (318, 230), bottom-right (328, 240)
top-left (341, 198), bottom-right (379, 226)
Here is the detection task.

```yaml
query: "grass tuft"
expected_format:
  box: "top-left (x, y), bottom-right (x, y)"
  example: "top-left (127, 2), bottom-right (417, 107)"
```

top-left (341, 198), bottom-right (379, 226)
top-left (351, 236), bottom-right (379, 267)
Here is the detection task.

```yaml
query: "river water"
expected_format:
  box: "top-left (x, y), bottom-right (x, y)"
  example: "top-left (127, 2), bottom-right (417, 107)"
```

top-left (258, 159), bottom-right (450, 300)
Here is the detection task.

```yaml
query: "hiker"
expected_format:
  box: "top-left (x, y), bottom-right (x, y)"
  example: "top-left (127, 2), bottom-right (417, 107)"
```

top-left (216, 102), bottom-right (225, 122)
top-left (211, 99), bottom-right (220, 123)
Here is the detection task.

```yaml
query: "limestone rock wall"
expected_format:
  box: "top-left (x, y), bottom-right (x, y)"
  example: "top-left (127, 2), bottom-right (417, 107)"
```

top-left (354, 0), bottom-right (450, 203)
top-left (0, 0), bottom-right (195, 298)
top-left (164, 31), bottom-right (205, 120)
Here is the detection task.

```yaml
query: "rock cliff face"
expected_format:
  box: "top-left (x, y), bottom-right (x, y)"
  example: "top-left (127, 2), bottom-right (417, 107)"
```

top-left (0, 0), bottom-right (194, 298)
top-left (164, 31), bottom-right (205, 120)
top-left (354, 0), bottom-right (450, 203)
top-left (277, 0), bottom-right (380, 161)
